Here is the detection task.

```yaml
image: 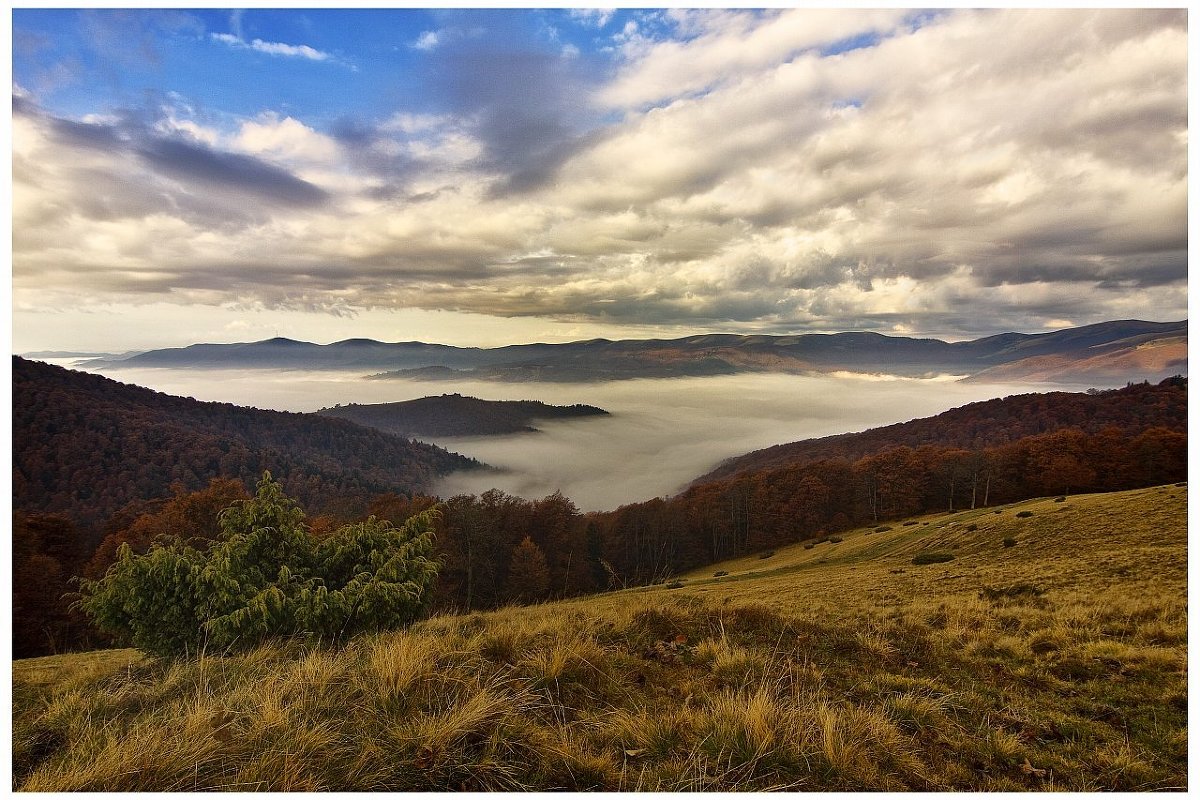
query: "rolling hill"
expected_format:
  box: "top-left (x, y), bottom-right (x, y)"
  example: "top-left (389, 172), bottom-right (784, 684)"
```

top-left (14, 485), bottom-right (1186, 790)
top-left (314, 394), bottom-right (609, 437)
top-left (694, 377), bottom-right (1187, 483)
top-left (12, 356), bottom-right (480, 531)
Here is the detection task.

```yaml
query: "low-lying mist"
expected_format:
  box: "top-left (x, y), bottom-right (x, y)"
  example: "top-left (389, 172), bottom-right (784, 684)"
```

top-left (85, 363), bottom-right (1051, 512)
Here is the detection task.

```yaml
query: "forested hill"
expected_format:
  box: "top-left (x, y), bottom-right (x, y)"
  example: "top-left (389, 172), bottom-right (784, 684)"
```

top-left (586, 377), bottom-right (1186, 586)
top-left (12, 357), bottom-right (479, 531)
top-left (697, 378), bottom-right (1188, 483)
top-left (315, 394), bottom-right (609, 437)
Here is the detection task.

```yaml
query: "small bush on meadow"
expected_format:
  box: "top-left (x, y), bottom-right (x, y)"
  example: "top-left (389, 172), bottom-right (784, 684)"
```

top-left (1016, 511), bottom-right (1034, 518)
top-left (911, 552), bottom-right (955, 565)
top-left (79, 474), bottom-right (440, 658)
top-left (875, 526), bottom-right (893, 533)
top-left (1002, 537), bottom-right (1018, 548)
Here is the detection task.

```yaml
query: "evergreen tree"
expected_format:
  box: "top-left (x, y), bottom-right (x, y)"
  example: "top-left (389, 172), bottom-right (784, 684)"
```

top-left (78, 473), bottom-right (440, 657)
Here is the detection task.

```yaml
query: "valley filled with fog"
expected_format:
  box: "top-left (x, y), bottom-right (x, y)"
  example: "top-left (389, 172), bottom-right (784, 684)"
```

top-left (80, 363), bottom-right (1058, 511)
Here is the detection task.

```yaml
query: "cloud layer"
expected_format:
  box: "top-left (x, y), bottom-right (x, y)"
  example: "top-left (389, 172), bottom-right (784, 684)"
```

top-left (12, 9), bottom-right (1187, 341)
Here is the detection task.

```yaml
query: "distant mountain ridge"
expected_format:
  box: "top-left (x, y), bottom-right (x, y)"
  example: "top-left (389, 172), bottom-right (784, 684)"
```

top-left (314, 394), bottom-right (609, 437)
top-left (77, 319), bottom-right (1187, 386)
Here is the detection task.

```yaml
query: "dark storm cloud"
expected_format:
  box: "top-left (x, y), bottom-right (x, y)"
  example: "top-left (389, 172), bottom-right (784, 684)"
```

top-left (47, 115), bottom-right (127, 150)
top-left (329, 117), bottom-right (417, 188)
top-left (978, 257), bottom-right (1186, 290)
top-left (423, 21), bottom-right (608, 196)
top-left (18, 99), bottom-right (328, 217)
top-left (136, 137), bottom-right (329, 207)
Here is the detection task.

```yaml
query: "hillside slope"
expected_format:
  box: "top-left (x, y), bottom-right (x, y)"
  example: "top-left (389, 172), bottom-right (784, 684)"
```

top-left (696, 377), bottom-right (1186, 483)
top-left (14, 486), bottom-right (1186, 791)
top-left (314, 394), bottom-right (608, 437)
top-left (12, 356), bottom-right (478, 529)
top-left (964, 333), bottom-right (1187, 385)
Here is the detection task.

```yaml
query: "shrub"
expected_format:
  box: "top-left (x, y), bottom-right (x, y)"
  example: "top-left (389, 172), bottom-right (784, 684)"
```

top-left (803, 543), bottom-right (816, 550)
top-left (903, 521), bottom-right (919, 526)
top-left (828, 536), bottom-right (844, 543)
top-left (665, 580), bottom-right (685, 590)
top-left (713, 571), bottom-right (729, 578)
top-left (965, 524), bottom-right (978, 532)
top-left (1054, 496), bottom-right (1066, 503)
top-left (758, 551), bottom-right (775, 560)
top-left (874, 526), bottom-right (893, 533)
top-left (1002, 537), bottom-right (1018, 548)
top-left (79, 474), bottom-right (440, 658)
top-left (1016, 511), bottom-right (1034, 518)
top-left (911, 552), bottom-right (955, 565)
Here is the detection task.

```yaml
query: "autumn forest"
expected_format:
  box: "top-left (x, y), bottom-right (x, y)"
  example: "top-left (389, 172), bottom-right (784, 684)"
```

top-left (12, 356), bottom-right (1186, 658)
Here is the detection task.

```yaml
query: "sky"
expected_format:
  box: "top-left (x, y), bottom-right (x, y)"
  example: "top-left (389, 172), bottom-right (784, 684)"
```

top-left (10, 8), bottom-right (1189, 352)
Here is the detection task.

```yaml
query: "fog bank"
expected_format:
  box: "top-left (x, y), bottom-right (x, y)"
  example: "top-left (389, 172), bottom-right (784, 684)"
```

top-left (85, 363), bottom-right (1054, 511)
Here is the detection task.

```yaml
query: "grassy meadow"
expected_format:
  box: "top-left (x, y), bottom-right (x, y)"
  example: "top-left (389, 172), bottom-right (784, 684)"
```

top-left (13, 485), bottom-right (1187, 791)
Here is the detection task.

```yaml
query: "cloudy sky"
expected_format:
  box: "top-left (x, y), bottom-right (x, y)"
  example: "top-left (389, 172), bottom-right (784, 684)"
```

top-left (11, 8), bottom-right (1188, 352)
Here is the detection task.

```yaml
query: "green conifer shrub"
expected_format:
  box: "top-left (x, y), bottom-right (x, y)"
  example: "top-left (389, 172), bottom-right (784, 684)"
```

top-left (78, 474), bottom-right (440, 658)
top-left (911, 552), bottom-right (955, 565)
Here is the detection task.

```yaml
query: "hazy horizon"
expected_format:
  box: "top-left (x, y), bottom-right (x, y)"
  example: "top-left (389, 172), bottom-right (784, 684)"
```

top-left (16, 313), bottom-right (1191, 359)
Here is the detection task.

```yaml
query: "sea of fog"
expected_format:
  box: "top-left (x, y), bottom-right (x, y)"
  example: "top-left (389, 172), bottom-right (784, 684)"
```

top-left (77, 363), bottom-right (1057, 512)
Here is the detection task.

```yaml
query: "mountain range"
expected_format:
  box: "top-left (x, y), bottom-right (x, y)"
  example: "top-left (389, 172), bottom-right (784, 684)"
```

top-left (74, 319), bottom-right (1187, 386)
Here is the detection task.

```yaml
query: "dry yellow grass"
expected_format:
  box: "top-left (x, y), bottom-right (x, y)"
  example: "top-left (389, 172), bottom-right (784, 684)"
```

top-left (13, 485), bottom-right (1187, 791)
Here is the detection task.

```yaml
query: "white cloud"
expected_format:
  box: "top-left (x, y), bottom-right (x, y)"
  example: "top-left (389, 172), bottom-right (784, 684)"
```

top-left (413, 30), bottom-right (440, 51)
top-left (233, 113), bottom-right (340, 164)
top-left (210, 31), bottom-right (332, 62)
top-left (379, 112), bottom-right (450, 135)
top-left (569, 9), bottom-right (615, 29)
top-left (248, 38), bottom-right (329, 61)
top-left (601, 8), bottom-right (910, 108)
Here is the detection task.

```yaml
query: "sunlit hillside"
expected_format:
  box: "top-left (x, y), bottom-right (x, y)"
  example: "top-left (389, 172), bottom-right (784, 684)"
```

top-left (14, 485), bottom-right (1186, 791)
